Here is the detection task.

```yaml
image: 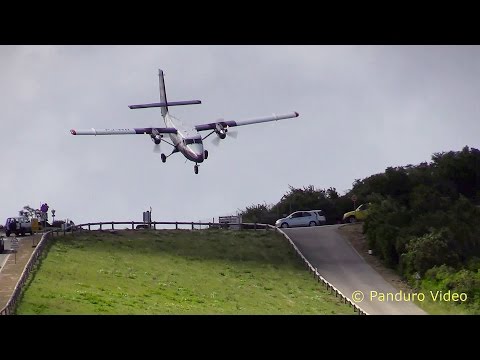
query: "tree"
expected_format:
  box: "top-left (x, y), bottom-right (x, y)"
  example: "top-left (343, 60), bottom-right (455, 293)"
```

top-left (432, 146), bottom-right (480, 201)
top-left (240, 203), bottom-right (277, 224)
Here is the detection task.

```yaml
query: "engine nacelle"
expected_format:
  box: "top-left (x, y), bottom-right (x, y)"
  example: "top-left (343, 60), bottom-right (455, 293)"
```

top-left (151, 134), bottom-right (162, 144)
top-left (215, 124), bottom-right (227, 139)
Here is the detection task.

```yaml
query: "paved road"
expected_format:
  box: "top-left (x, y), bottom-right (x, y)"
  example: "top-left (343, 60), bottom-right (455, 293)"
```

top-left (0, 237), bottom-right (12, 271)
top-left (0, 234), bottom-right (36, 272)
top-left (283, 225), bottom-right (426, 315)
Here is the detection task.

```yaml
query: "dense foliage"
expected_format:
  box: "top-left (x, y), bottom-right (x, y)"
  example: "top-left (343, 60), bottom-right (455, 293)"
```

top-left (240, 146), bottom-right (480, 311)
top-left (241, 186), bottom-right (355, 225)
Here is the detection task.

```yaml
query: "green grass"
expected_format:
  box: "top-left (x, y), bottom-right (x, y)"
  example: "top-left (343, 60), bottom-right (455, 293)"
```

top-left (413, 296), bottom-right (475, 315)
top-left (412, 282), bottom-right (478, 315)
top-left (16, 229), bottom-right (353, 314)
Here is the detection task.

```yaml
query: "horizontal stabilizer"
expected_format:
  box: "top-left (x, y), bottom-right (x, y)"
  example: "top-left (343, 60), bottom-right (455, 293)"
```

top-left (129, 100), bottom-right (201, 109)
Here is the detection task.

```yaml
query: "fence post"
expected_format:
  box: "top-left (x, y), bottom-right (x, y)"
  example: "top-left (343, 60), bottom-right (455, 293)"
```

top-left (132, 221), bottom-right (134, 230)
top-left (88, 224), bottom-right (91, 231)
top-left (175, 222), bottom-right (178, 230)
top-left (112, 222), bottom-right (114, 230)
top-left (191, 222), bottom-right (194, 230)
top-left (154, 222), bottom-right (156, 230)
top-left (99, 223), bottom-right (102, 231)
top-left (254, 223), bottom-right (257, 230)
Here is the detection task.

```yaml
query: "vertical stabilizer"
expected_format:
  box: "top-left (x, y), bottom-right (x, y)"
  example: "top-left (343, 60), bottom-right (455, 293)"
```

top-left (158, 69), bottom-right (168, 117)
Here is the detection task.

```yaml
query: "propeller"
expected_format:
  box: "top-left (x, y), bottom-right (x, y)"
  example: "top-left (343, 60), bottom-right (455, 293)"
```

top-left (151, 127), bottom-right (162, 153)
top-left (211, 123), bottom-right (238, 146)
top-left (153, 142), bottom-right (161, 153)
top-left (227, 130), bottom-right (238, 139)
top-left (212, 136), bottom-right (221, 147)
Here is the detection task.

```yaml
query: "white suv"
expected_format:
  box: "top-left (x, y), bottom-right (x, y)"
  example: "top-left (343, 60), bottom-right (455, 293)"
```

top-left (275, 210), bottom-right (326, 228)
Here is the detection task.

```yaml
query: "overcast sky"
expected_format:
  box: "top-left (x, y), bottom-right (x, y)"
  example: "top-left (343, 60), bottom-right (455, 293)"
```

top-left (1, 45), bottom-right (479, 225)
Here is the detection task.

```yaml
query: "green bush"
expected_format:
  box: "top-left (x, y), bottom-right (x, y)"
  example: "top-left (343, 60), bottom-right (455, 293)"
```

top-left (401, 228), bottom-right (459, 276)
top-left (423, 265), bottom-right (480, 307)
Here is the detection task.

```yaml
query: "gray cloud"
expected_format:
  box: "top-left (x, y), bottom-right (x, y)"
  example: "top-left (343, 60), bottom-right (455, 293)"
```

top-left (1, 45), bottom-right (479, 224)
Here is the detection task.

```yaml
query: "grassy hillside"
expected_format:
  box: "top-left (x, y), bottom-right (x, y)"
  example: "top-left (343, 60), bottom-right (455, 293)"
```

top-left (16, 229), bottom-right (353, 314)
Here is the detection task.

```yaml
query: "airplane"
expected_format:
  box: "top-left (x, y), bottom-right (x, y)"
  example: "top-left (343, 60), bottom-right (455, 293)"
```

top-left (70, 69), bottom-right (300, 174)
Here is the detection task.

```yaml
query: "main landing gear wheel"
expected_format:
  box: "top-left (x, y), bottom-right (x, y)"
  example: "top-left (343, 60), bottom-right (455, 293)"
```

top-left (194, 165), bottom-right (199, 174)
top-left (161, 153), bottom-right (166, 163)
top-left (204, 150), bottom-right (209, 159)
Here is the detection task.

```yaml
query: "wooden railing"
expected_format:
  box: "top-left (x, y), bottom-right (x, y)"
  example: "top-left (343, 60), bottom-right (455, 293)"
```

top-left (0, 221), bottom-right (367, 315)
top-left (71, 221), bottom-right (270, 231)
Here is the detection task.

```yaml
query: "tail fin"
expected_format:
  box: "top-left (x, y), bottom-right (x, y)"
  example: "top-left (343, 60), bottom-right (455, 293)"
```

top-left (158, 69), bottom-right (168, 117)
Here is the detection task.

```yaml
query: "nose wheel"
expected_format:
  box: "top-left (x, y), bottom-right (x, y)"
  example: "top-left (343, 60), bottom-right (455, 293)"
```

top-left (204, 150), bottom-right (208, 159)
top-left (194, 164), bottom-right (199, 174)
top-left (161, 153), bottom-right (166, 163)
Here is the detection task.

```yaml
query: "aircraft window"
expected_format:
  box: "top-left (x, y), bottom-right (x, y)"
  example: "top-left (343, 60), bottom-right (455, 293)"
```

top-left (185, 138), bottom-right (202, 145)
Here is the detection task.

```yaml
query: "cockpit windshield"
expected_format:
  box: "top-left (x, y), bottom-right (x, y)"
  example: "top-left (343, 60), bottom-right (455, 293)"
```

top-left (185, 138), bottom-right (202, 145)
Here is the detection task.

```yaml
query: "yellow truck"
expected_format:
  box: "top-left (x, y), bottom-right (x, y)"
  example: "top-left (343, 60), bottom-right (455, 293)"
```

top-left (343, 203), bottom-right (370, 223)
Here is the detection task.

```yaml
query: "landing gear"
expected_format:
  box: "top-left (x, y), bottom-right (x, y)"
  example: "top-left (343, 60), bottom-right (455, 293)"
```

top-left (204, 150), bottom-right (209, 159)
top-left (161, 147), bottom-right (178, 163)
top-left (194, 164), bottom-right (199, 174)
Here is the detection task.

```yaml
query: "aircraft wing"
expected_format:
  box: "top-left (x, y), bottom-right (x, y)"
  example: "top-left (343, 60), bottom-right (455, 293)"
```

top-left (195, 112), bottom-right (299, 131)
top-left (70, 127), bottom-right (178, 135)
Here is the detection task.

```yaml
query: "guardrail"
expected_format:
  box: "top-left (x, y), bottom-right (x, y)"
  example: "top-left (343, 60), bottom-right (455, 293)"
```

top-left (71, 221), bottom-right (271, 231)
top-left (1, 221), bottom-right (367, 315)
top-left (273, 225), bottom-right (368, 315)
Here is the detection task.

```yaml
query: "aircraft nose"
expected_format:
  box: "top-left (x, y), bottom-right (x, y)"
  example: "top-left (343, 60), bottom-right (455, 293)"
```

top-left (190, 143), bottom-right (204, 163)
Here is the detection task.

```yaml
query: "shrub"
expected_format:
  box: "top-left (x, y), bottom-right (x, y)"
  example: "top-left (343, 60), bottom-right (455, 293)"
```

top-left (401, 228), bottom-right (459, 276)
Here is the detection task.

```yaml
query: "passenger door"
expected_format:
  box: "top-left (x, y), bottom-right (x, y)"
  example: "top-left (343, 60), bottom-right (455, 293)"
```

top-left (356, 204), bottom-right (369, 221)
top-left (299, 212), bottom-right (314, 226)
top-left (288, 212), bottom-right (303, 227)
top-left (315, 211), bottom-right (326, 224)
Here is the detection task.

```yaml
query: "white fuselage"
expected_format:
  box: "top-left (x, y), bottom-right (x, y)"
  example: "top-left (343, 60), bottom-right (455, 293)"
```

top-left (164, 113), bottom-right (204, 163)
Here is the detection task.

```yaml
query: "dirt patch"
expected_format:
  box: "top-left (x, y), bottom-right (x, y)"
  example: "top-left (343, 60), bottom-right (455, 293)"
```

top-left (336, 224), bottom-right (413, 294)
